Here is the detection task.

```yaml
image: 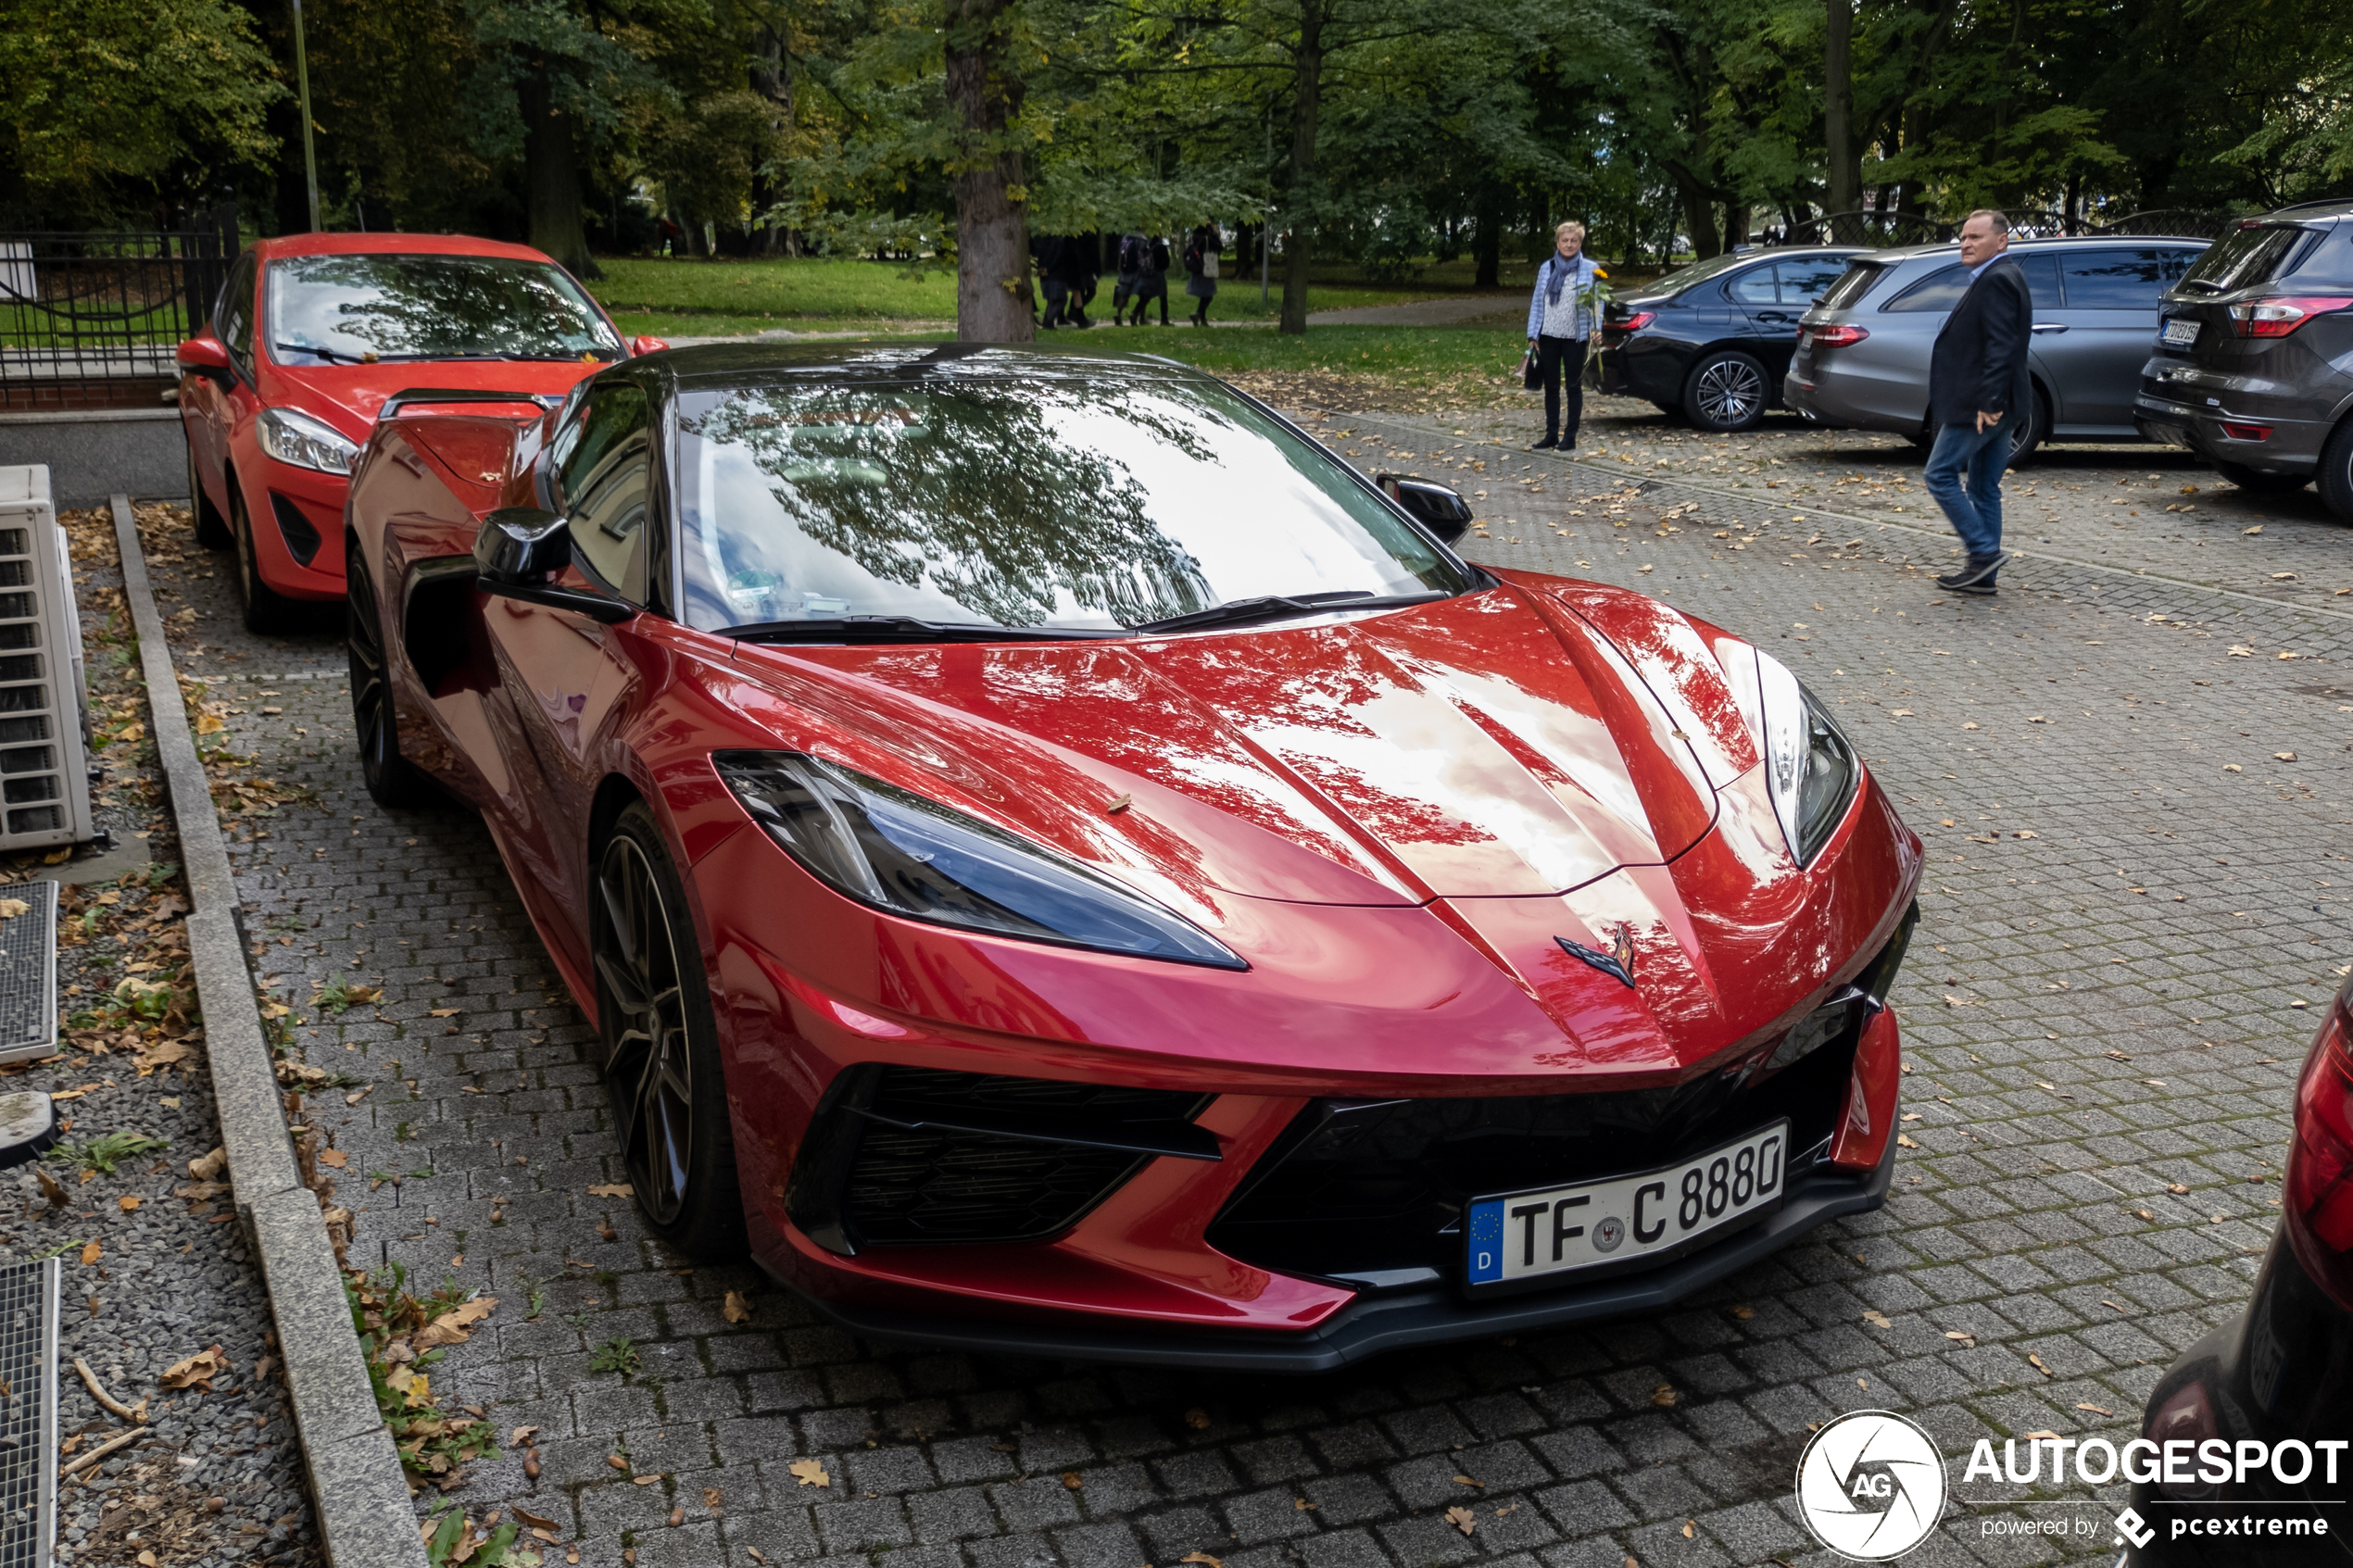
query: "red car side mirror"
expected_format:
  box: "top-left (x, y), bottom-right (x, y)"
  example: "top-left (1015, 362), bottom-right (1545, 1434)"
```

top-left (630, 336), bottom-right (670, 357)
top-left (176, 336), bottom-right (233, 380)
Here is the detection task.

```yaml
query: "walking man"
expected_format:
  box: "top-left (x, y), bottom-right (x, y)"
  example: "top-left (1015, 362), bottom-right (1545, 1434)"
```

top-left (1924, 208), bottom-right (2032, 594)
top-left (1524, 220), bottom-right (1601, 450)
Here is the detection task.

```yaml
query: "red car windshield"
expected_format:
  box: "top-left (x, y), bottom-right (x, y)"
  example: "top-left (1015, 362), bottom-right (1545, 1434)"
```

top-left (673, 373), bottom-right (1473, 634)
top-left (268, 253), bottom-right (621, 365)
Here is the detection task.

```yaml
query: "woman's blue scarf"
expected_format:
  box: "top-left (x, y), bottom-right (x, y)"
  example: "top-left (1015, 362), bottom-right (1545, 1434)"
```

top-left (1544, 255), bottom-right (1580, 305)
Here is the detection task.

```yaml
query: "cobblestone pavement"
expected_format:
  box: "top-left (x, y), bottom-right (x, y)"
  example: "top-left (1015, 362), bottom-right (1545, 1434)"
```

top-left (139, 378), bottom-right (2352, 1568)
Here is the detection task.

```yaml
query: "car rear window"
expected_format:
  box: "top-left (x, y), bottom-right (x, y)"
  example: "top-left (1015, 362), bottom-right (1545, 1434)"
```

top-left (1775, 258), bottom-right (1853, 304)
top-left (1885, 264), bottom-right (1968, 313)
top-left (1816, 261), bottom-right (1885, 311)
top-left (2057, 248), bottom-right (2196, 307)
top-left (1640, 252), bottom-right (1752, 297)
top-left (2178, 224), bottom-right (2312, 294)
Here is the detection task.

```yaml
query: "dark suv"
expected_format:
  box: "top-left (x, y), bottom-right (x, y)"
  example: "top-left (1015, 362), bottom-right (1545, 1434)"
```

top-left (2135, 199), bottom-right (2353, 516)
top-left (1596, 246), bottom-right (1865, 433)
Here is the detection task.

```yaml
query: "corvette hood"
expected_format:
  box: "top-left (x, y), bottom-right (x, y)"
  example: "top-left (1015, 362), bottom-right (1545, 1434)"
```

top-left (726, 582), bottom-right (1728, 908)
top-left (262, 359), bottom-right (598, 441)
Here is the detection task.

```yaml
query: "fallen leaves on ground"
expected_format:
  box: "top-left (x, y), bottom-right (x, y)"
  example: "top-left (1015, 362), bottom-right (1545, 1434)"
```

top-left (1861, 1309), bottom-right (1892, 1329)
top-left (723, 1290), bottom-right (751, 1324)
top-left (414, 1297), bottom-right (497, 1348)
top-left (788, 1458), bottom-right (831, 1487)
top-left (1649, 1383), bottom-right (1678, 1408)
top-left (161, 1345), bottom-right (228, 1390)
top-left (585, 1183), bottom-right (633, 1199)
top-left (1444, 1506), bottom-right (1477, 1537)
top-left (79, 1240), bottom-right (100, 1265)
top-left (1184, 1407), bottom-right (1212, 1429)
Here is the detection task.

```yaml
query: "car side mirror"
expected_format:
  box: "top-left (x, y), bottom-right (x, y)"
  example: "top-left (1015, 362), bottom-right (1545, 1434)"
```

top-left (630, 336), bottom-right (670, 357)
top-left (473, 507), bottom-right (635, 623)
top-left (1376, 473), bottom-right (1474, 545)
top-left (175, 335), bottom-right (233, 383)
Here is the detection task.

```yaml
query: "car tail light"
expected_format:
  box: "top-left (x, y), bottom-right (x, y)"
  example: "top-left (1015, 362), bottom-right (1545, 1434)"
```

top-left (2283, 975), bottom-right (2353, 1311)
top-left (1617, 311), bottom-right (1655, 332)
top-left (2146, 1381), bottom-right (2221, 1499)
top-left (2219, 421), bottom-right (2272, 441)
top-left (2227, 295), bottom-right (2353, 337)
top-left (1809, 324), bottom-right (1868, 348)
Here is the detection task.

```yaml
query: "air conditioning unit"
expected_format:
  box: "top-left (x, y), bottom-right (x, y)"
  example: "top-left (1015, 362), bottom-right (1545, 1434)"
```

top-left (0, 467), bottom-right (94, 851)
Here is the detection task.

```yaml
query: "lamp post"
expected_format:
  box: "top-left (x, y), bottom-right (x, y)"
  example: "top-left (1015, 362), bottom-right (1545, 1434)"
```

top-left (289, 0), bottom-right (321, 232)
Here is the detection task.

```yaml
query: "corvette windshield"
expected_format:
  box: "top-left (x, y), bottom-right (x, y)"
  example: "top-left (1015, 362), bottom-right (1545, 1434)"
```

top-left (268, 254), bottom-right (621, 365)
top-left (673, 373), bottom-right (1471, 634)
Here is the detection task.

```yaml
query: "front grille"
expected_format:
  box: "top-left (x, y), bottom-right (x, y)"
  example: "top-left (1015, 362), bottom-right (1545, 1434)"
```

top-left (271, 492), bottom-right (321, 567)
top-left (1208, 911), bottom-right (1914, 1288)
top-left (789, 1065), bottom-right (1212, 1250)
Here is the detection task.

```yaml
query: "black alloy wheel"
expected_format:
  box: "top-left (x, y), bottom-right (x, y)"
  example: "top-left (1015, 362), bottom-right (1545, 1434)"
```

top-left (2317, 419), bottom-right (2353, 521)
top-left (229, 485), bottom-right (299, 634)
top-left (187, 444), bottom-right (232, 550)
top-left (2005, 387), bottom-right (2049, 467)
top-left (1682, 351), bottom-right (1769, 433)
top-left (593, 804), bottom-right (743, 1254)
top-left (2214, 459), bottom-right (2311, 496)
top-left (345, 550), bottom-right (428, 809)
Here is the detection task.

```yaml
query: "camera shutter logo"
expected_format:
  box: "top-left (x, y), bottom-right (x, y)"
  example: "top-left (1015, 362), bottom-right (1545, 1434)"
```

top-left (1794, 1410), bottom-right (1946, 1561)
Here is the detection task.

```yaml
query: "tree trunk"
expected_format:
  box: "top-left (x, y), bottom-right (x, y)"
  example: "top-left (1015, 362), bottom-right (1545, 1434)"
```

top-left (1278, 0), bottom-right (1326, 335)
top-left (521, 63), bottom-right (599, 278)
top-left (1722, 203), bottom-right (1745, 253)
top-left (750, 26), bottom-right (795, 257)
top-left (1676, 178), bottom-right (1719, 259)
top-left (1823, 0), bottom-right (1858, 220)
top-left (945, 0), bottom-right (1033, 341)
top-left (1473, 184), bottom-right (1501, 288)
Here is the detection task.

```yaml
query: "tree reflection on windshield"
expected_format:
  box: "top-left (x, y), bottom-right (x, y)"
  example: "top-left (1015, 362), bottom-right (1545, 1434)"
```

top-left (676, 370), bottom-right (1465, 635)
top-left (269, 255), bottom-right (620, 364)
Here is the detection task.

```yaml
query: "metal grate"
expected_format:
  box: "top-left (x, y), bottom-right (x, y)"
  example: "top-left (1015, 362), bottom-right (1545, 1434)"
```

top-left (0, 881), bottom-right (55, 1066)
top-left (0, 470), bottom-right (94, 854)
top-left (0, 1258), bottom-right (59, 1568)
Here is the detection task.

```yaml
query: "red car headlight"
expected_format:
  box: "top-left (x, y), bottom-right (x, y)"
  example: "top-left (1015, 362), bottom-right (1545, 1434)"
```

top-left (714, 750), bottom-right (1245, 969)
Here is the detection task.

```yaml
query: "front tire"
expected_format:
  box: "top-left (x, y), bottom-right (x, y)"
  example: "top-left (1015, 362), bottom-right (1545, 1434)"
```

top-left (2215, 459), bottom-right (2310, 496)
top-left (1681, 351), bottom-right (1769, 433)
top-left (593, 803), bottom-right (744, 1258)
top-left (346, 552), bottom-right (430, 809)
top-left (230, 485), bottom-right (301, 634)
top-left (187, 442), bottom-right (232, 550)
top-left (2317, 420), bottom-right (2353, 521)
top-left (2006, 387), bottom-right (2050, 467)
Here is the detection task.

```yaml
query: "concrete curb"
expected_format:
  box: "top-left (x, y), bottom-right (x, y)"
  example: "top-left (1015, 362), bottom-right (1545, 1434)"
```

top-left (108, 496), bottom-right (428, 1568)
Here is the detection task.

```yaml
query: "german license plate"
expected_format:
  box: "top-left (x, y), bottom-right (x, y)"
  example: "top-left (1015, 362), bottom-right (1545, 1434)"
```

top-left (2161, 318), bottom-right (2199, 347)
top-left (1466, 1123), bottom-right (1788, 1287)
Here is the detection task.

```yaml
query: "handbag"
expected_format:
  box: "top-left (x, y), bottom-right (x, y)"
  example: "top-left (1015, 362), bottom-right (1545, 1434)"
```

top-left (1520, 352), bottom-right (1541, 390)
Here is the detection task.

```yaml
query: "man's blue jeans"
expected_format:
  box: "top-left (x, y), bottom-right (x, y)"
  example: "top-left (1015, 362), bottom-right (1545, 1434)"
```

top-left (1924, 420), bottom-right (2010, 560)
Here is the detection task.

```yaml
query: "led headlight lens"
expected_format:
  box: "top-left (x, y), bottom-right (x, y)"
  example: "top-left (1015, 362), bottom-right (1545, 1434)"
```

top-left (257, 407), bottom-right (360, 474)
top-left (715, 751), bottom-right (1245, 969)
top-left (1755, 649), bottom-right (1858, 866)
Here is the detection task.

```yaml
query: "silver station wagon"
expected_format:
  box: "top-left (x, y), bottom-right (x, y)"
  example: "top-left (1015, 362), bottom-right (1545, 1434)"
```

top-left (1783, 235), bottom-right (2209, 461)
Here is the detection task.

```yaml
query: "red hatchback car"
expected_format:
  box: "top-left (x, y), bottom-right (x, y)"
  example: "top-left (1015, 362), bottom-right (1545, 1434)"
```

top-left (176, 232), bottom-right (657, 632)
top-left (345, 345), bottom-right (1922, 1368)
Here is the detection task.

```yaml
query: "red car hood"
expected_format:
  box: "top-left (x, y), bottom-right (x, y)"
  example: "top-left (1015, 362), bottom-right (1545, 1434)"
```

top-left (264, 359), bottom-right (601, 441)
top-left (725, 582), bottom-right (1730, 909)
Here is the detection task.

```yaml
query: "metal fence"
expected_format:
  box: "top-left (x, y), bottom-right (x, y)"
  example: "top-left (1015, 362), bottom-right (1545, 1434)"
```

top-left (0, 204), bottom-right (237, 411)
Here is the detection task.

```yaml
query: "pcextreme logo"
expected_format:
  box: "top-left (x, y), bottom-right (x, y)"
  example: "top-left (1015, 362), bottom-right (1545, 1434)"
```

top-left (1795, 1411), bottom-right (1947, 1562)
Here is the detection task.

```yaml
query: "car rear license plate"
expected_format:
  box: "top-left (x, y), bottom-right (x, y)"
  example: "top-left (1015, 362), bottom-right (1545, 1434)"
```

top-left (1466, 1123), bottom-right (1788, 1288)
top-left (2161, 318), bottom-right (2199, 347)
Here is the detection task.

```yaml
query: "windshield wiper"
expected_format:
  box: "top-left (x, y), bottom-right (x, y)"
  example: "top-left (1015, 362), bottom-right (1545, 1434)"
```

top-left (724, 615), bottom-right (1124, 645)
top-left (274, 341), bottom-right (369, 364)
top-left (1128, 590), bottom-right (1443, 635)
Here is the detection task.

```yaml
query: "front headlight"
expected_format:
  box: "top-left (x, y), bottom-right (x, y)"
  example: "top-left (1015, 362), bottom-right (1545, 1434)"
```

top-left (257, 407), bottom-right (360, 474)
top-left (1754, 650), bottom-right (1858, 866)
top-left (715, 751), bottom-right (1246, 970)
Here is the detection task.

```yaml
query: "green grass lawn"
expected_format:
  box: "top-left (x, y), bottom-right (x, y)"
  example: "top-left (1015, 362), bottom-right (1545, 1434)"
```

top-left (589, 255), bottom-right (1456, 328)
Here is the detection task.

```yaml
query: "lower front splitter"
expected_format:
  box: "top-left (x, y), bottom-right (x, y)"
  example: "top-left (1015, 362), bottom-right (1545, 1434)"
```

top-left (784, 1136), bottom-right (1896, 1373)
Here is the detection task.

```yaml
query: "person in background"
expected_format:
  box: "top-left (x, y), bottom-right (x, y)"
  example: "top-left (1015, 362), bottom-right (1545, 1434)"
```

top-left (1923, 207), bottom-right (2032, 595)
top-left (1130, 232), bottom-right (1173, 325)
top-left (1185, 222), bottom-right (1221, 327)
top-left (1069, 231), bottom-right (1101, 328)
top-left (1036, 232), bottom-right (1070, 329)
top-left (1113, 228), bottom-right (1148, 325)
top-left (1523, 220), bottom-right (1601, 450)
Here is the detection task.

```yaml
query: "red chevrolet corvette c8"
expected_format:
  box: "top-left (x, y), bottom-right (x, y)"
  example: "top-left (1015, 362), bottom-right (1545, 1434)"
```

top-left (345, 343), bottom-right (1923, 1369)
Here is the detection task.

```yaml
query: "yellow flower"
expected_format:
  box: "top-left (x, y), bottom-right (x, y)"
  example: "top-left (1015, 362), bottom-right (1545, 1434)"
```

top-left (1595, 268), bottom-right (1608, 279)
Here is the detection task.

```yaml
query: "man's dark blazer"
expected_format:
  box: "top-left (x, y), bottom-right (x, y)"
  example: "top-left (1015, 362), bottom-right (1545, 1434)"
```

top-left (1928, 255), bottom-right (2032, 429)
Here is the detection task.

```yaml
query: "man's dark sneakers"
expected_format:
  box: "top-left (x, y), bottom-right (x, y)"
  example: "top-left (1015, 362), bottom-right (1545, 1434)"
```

top-left (1531, 435), bottom-right (1558, 450)
top-left (1934, 552), bottom-right (2007, 594)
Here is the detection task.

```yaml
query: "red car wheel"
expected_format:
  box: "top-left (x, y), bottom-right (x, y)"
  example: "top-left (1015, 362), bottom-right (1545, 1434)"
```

top-left (230, 483), bottom-right (302, 634)
top-left (594, 804), bottom-right (743, 1255)
top-left (344, 558), bottom-right (429, 809)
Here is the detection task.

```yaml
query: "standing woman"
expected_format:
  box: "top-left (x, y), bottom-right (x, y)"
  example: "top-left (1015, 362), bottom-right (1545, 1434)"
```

top-left (1524, 220), bottom-right (1601, 450)
top-left (1185, 222), bottom-right (1221, 326)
